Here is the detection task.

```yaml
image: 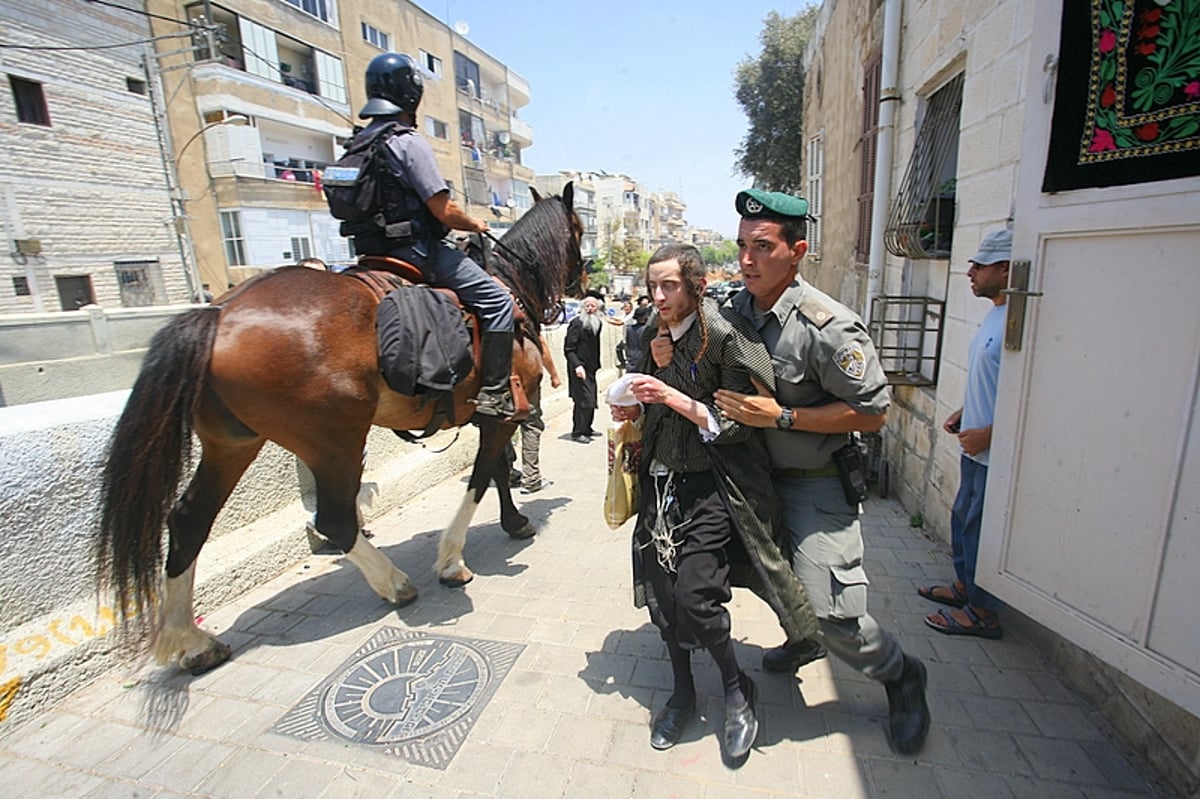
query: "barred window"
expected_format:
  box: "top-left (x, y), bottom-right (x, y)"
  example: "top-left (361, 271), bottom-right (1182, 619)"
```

top-left (114, 260), bottom-right (161, 307)
top-left (884, 73), bottom-right (963, 260)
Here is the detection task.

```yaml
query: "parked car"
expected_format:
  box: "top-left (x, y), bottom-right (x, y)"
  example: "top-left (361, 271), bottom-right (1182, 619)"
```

top-left (548, 298), bottom-right (581, 326)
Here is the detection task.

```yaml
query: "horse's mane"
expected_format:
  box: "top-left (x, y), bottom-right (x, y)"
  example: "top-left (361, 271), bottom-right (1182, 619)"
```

top-left (484, 194), bottom-right (582, 333)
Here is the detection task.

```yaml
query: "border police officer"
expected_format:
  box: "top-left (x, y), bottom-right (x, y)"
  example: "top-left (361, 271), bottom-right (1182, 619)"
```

top-left (714, 188), bottom-right (930, 755)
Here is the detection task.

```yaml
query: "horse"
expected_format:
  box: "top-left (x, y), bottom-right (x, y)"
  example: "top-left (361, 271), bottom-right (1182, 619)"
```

top-left (96, 184), bottom-right (583, 674)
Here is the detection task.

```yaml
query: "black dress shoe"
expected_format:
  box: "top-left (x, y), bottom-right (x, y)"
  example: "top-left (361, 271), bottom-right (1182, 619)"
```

top-left (885, 654), bottom-right (930, 755)
top-left (649, 702), bottom-right (694, 750)
top-left (762, 638), bottom-right (828, 673)
top-left (722, 674), bottom-right (758, 764)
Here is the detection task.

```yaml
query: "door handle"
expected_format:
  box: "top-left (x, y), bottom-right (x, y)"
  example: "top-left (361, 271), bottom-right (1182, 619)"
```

top-left (1003, 260), bottom-right (1040, 351)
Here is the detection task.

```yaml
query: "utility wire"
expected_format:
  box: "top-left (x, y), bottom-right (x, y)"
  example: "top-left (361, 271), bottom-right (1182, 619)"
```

top-left (0, 31), bottom-right (194, 51)
top-left (82, 0), bottom-right (194, 27)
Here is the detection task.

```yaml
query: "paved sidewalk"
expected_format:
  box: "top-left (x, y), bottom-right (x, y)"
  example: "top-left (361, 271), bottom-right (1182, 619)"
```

top-left (0, 406), bottom-right (1174, 798)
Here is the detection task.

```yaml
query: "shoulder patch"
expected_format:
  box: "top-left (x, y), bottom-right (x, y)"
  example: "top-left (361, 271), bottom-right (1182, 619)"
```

top-left (834, 341), bottom-right (867, 380)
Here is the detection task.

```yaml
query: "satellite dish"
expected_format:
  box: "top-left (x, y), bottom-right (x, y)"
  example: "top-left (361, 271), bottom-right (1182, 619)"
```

top-left (497, 131), bottom-right (510, 145)
top-left (453, 19), bottom-right (469, 36)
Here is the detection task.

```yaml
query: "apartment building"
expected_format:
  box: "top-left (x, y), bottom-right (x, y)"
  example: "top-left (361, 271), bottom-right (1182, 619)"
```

top-left (143, 0), bottom-right (534, 290)
top-left (0, 0), bottom-right (192, 313)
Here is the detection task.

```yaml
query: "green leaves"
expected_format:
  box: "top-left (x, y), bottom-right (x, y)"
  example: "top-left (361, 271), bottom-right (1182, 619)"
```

top-left (733, 7), bottom-right (819, 193)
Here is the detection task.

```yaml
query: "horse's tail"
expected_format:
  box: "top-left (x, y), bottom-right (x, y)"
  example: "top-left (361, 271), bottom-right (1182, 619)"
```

top-left (96, 307), bottom-right (220, 625)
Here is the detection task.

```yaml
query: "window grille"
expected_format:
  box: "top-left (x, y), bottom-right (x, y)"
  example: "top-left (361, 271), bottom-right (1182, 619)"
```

top-left (884, 73), bottom-right (963, 260)
top-left (868, 295), bottom-right (945, 387)
top-left (114, 261), bottom-right (161, 307)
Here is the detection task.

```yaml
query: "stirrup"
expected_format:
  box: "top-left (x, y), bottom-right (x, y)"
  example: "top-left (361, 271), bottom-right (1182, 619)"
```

top-left (471, 390), bottom-right (515, 419)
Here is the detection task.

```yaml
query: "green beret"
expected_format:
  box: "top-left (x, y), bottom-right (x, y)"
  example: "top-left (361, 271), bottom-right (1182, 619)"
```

top-left (736, 188), bottom-right (809, 220)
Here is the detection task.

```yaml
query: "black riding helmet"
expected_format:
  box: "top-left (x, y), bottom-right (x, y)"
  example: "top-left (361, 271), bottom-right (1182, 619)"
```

top-left (359, 52), bottom-right (424, 118)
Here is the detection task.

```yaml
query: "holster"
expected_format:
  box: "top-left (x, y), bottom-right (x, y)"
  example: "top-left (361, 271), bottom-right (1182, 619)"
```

top-left (831, 439), bottom-right (869, 505)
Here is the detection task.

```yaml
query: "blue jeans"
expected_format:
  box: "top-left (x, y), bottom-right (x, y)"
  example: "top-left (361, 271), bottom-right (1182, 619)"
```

top-left (951, 456), bottom-right (1003, 612)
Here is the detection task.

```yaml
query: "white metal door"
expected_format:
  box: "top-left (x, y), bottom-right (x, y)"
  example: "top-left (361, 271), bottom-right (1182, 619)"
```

top-left (978, 0), bottom-right (1200, 716)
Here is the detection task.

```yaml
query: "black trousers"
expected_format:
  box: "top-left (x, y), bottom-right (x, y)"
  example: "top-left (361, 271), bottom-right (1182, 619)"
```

top-left (640, 470), bottom-right (734, 651)
top-left (571, 404), bottom-right (595, 437)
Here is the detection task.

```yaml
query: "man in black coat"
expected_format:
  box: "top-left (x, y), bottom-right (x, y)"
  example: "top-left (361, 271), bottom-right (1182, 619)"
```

top-left (564, 295), bottom-right (603, 442)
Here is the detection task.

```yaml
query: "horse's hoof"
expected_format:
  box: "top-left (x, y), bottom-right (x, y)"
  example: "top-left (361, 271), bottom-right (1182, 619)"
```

top-left (392, 585), bottom-right (419, 607)
top-left (438, 568), bottom-right (474, 588)
top-left (507, 522), bottom-right (536, 540)
top-left (183, 640), bottom-right (232, 675)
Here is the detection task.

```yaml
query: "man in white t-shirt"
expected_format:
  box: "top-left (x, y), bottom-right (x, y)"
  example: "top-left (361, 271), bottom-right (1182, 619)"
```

top-left (919, 228), bottom-right (1010, 639)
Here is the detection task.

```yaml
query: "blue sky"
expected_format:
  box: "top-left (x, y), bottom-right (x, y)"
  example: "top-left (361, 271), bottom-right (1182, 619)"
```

top-left (413, 1), bottom-right (808, 237)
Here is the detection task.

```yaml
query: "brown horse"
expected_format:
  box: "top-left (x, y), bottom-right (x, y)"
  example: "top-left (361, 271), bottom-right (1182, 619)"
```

top-left (96, 185), bottom-right (582, 674)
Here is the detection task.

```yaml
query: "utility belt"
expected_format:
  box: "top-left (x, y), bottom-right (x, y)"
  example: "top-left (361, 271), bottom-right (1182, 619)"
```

top-left (774, 440), bottom-right (869, 505)
top-left (340, 216), bottom-right (420, 246)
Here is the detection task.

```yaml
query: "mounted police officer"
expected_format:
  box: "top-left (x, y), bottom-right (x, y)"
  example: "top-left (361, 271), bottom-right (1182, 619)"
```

top-left (342, 52), bottom-right (515, 419)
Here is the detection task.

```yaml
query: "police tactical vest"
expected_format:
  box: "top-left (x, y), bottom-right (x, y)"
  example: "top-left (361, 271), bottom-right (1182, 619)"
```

top-left (323, 123), bottom-right (447, 244)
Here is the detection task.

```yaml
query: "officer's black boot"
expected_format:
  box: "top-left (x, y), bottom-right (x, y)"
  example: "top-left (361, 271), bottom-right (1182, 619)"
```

top-left (472, 330), bottom-right (515, 419)
top-left (884, 654), bottom-right (930, 755)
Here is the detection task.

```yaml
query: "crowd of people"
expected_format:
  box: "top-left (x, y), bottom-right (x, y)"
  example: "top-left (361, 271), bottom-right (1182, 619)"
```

top-left (321, 50), bottom-right (1018, 770)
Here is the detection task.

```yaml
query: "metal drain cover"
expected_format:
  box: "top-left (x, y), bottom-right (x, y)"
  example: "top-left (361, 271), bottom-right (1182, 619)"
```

top-left (274, 627), bottom-right (524, 768)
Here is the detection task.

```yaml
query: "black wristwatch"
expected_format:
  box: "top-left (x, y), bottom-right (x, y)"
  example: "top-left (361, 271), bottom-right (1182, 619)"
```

top-left (776, 406), bottom-right (793, 430)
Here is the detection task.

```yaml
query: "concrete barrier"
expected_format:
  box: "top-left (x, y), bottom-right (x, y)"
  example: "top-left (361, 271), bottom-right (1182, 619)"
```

top-left (0, 319), bottom-right (622, 727)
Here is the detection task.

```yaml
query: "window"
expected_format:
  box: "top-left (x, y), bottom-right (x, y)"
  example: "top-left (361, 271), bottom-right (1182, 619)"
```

top-left (220, 211), bottom-right (246, 266)
top-left (806, 133), bottom-right (824, 256)
top-left (281, 0), bottom-right (329, 24)
top-left (12, 276), bottom-right (30, 296)
top-left (114, 261), bottom-right (160, 307)
top-left (361, 22), bottom-right (389, 51)
top-left (462, 165), bottom-right (488, 205)
top-left (454, 52), bottom-right (480, 97)
top-left (884, 73), bottom-right (963, 260)
top-left (9, 76), bottom-right (50, 126)
top-left (289, 236), bottom-right (312, 261)
top-left (458, 110), bottom-right (484, 149)
top-left (125, 77), bottom-right (147, 95)
top-left (425, 116), bottom-right (449, 140)
top-left (55, 275), bottom-right (94, 311)
top-left (419, 50), bottom-right (442, 79)
top-left (314, 50), bottom-right (346, 103)
top-left (856, 55), bottom-right (881, 263)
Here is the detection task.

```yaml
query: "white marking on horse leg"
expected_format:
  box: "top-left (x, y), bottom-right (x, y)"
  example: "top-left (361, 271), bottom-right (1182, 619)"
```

top-left (435, 490), bottom-right (478, 582)
top-left (343, 530), bottom-right (417, 605)
top-left (153, 563), bottom-right (220, 669)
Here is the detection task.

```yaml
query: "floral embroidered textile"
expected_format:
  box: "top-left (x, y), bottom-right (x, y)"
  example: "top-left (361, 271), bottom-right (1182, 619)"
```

top-left (1044, 0), bottom-right (1200, 191)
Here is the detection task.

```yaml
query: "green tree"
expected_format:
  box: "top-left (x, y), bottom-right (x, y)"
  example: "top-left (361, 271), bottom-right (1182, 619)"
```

top-left (733, 7), bottom-right (819, 193)
top-left (700, 241), bottom-right (739, 268)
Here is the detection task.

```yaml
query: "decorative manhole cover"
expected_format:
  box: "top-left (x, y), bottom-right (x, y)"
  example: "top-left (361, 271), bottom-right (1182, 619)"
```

top-left (274, 628), bottom-right (523, 769)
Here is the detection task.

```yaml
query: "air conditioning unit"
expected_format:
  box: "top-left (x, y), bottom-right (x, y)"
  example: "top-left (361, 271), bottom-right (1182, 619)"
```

top-left (13, 239), bottom-right (41, 255)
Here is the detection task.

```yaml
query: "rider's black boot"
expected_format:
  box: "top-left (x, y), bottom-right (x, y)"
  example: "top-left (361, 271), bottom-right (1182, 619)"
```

top-left (472, 330), bottom-right (515, 419)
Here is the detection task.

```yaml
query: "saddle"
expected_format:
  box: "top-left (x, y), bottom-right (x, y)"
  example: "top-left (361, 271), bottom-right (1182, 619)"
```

top-left (349, 255), bottom-right (531, 429)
